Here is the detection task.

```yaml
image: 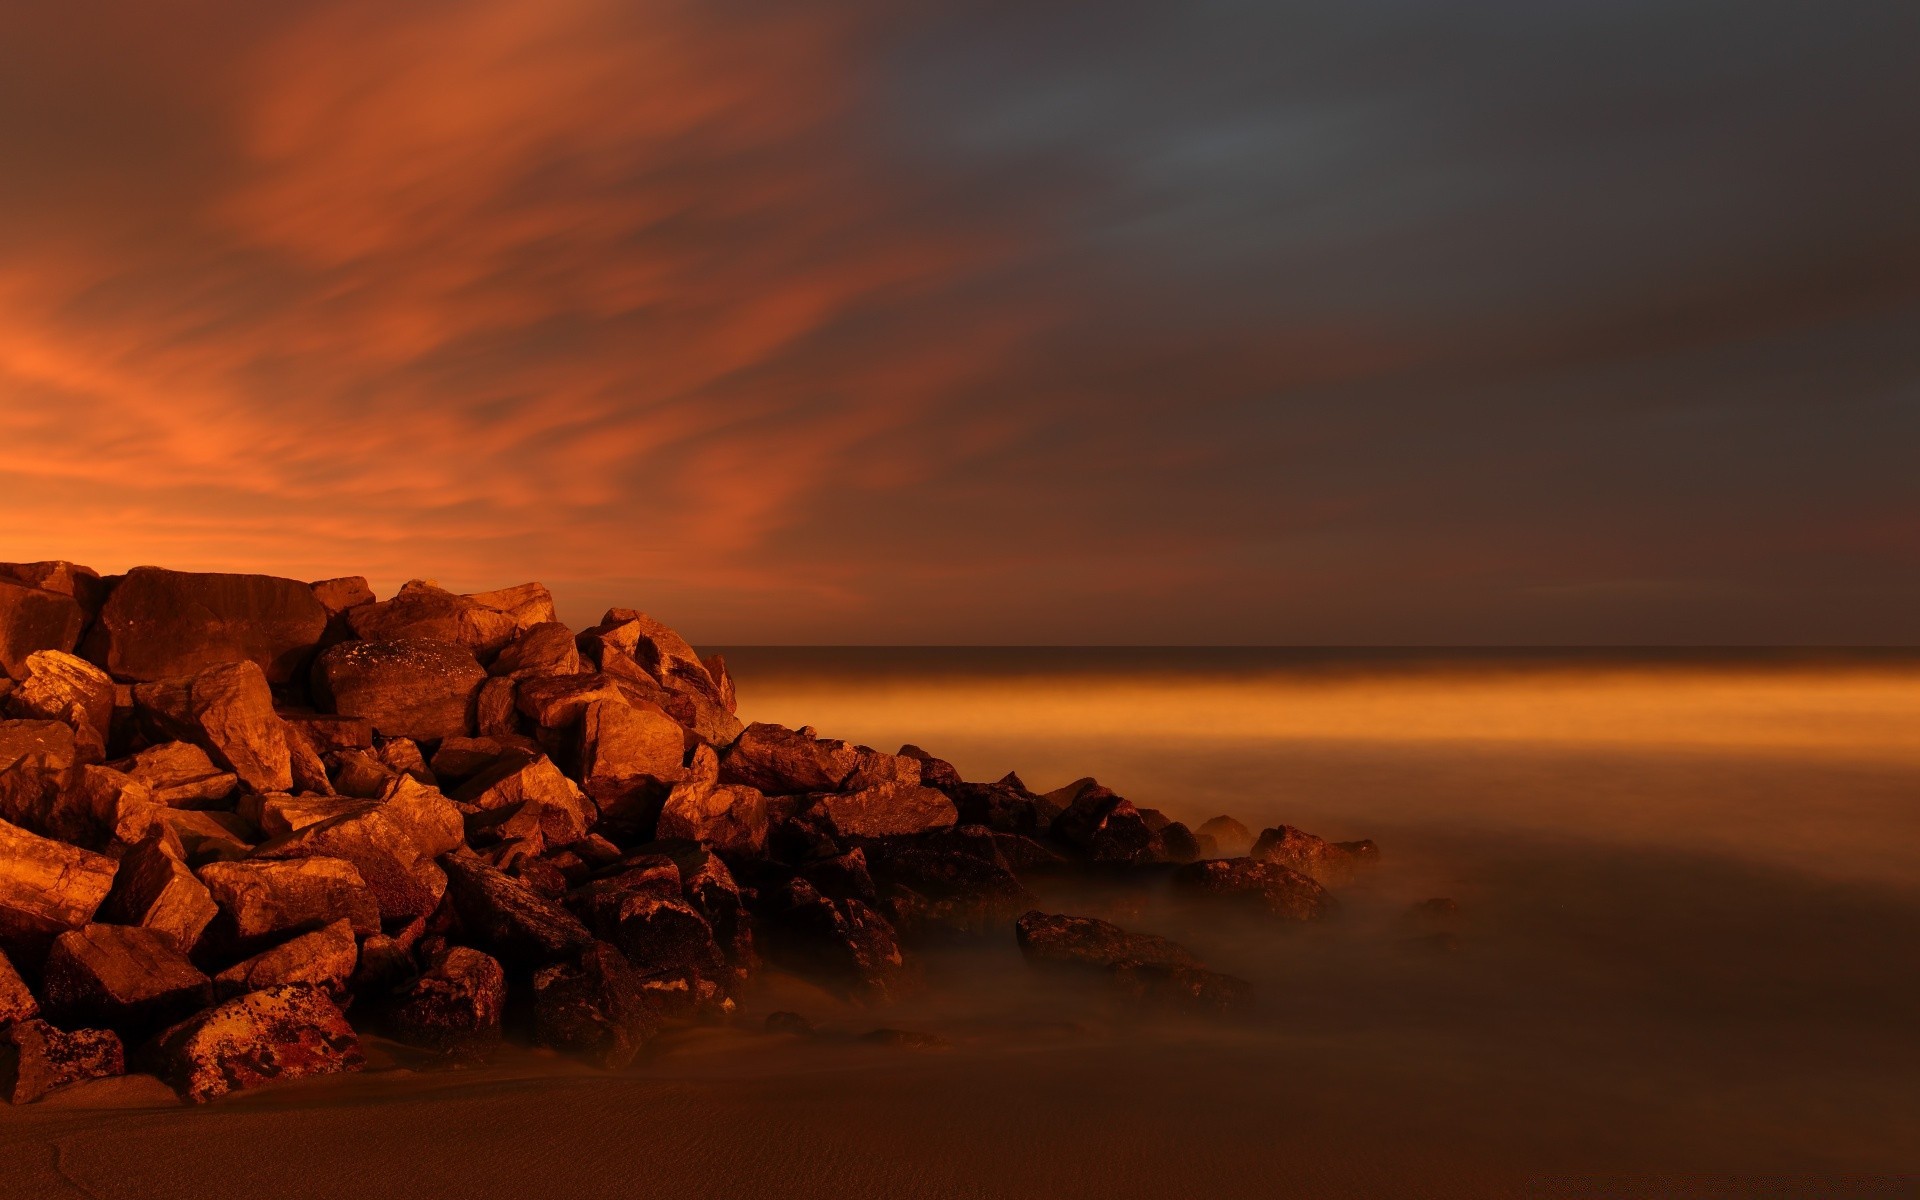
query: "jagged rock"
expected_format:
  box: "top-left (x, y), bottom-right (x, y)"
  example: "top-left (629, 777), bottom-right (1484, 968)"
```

top-left (214, 918), bottom-right (357, 1000)
top-left (580, 609), bottom-right (723, 707)
top-left (946, 777), bottom-right (1055, 836)
top-left (439, 854), bottom-right (593, 968)
top-left (1048, 780), bottom-right (1163, 863)
top-left (97, 834), bottom-right (218, 953)
top-left (378, 774), bottom-right (467, 859)
top-left (133, 661), bottom-right (293, 794)
top-left (532, 942), bottom-right (656, 1069)
top-left (385, 946), bottom-right (506, 1058)
top-left (84, 568), bottom-right (328, 684)
top-left (581, 697), bottom-right (685, 789)
top-left (812, 781), bottom-right (958, 840)
top-left (79, 765), bottom-right (167, 851)
top-left (897, 744), bottom-right (962, 790)
top-left (280, 711), bottom-right (374, 753)
top-left (676, 847), bottom-right (755, 983)
top-left (1015, 911), bottom-right (1201, 971)
top-left (465, 583), bottom-right (559, 634)
top-left (242, 793), bottom-right (366, 839)
top-left (610, 667), bottom-right (743, 749)
top-left (1250, 824), bottom-right (1379, 885)
top-left (156, 809), bottom-right (254, 865)
top-left (454, 750), bottom-right (595, 855)
top-left (702, 653), bottom-right (737, 714)
top-left (1171, 858), bottom-right (1334, 920)
top-left (1158, 821), bottom-right (1201, 864)
top-left (116, 741), bottom-right (238, 809)
top-left (763, 878), bottom-right (905, 1001)
top-left (4, 651), bottom-right (113, 761)
top-left (350, 917), bottom-right (425, 996)
top-left (42, 923), bottom-right (212, 1032)
top-left (0, 1020), bottom-right (123, 1104)
top-left (377, 737), bottom-right (434, 784)
top-left (475, 676), bottom-right (520, 737)
top-left (148, 983), bottom-right (363, 1103)
top-left (0, 719), bottom-right (79, 836)
top-left (0, 561), bottom-right (104, 612)
top-left (198, 858), bottom-right (381, 946)
top-left (283, 722), bottom-right (334, 795)
top-left (309, 577), bottom-right (375, 617)
top-left (328, 748), bottom-right (397, 798)
top-left (720, 722), bottom-right (858, 794)
top-left (0, 817), bottom-right (116, 955)
top-left (0, 946), bottom-right (36, 1024)
top-left (513, 673), bottom-right (624, 735)
top-left (429, 735), bottom-right (525, 784)
top-left (569, 878), bottom-right (727, 1002)
top-left (0, 579), bottom-right (87, 681)
top-left (657, 752), bottom-right (767, 858)
top-left (312, 638), bottom-right (485, 742)
top-left (1194, 815), bottom-right (1253, 857)
top-left (253, 805), bottom-right (447, 923)
top-left (346, 582), bottom-right (518, 659)
top-left (490, 622), bottom-right (580, 679)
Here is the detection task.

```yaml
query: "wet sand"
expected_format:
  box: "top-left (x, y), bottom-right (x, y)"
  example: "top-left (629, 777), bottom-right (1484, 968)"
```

top-left (4, 652), bottom-right (1917, 1197)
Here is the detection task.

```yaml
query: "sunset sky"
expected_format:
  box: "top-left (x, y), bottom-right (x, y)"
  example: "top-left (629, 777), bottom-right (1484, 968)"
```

top-left (1, 1), bottom-right (1915, 644)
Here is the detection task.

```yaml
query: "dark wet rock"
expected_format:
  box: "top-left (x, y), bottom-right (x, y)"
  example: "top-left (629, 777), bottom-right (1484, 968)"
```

top-left (1250, 824), bottom-right (1379, 885)
top-left (84, 568), bottom-right (328, 685)
top-left (1048, 780), bottom-right (1163, 864)
top-left (148, 983), bottom-right (363, 1103)
top-left (812, 780), bottom-right (958, 840)
top-left (988, 832), bottom-right (1069, 876)
top-left (532, 941), bottom-right (657, 1068)
top-left (97, 833), bottom-right (218, 953)
top-left (429, 735), bottom-right (531, 785)
top-left (1158, 821), bottom-right (1201, 864)
top-left (0, 579), bottom-right (87, 682)
top-left (802, 846), bottom-right (879, 906)
top-left (1107, 961), bottom-right (1253, 1013)
top-left (859, 1028), bottom-right (951, 1050)
top-left (1171, 858), bottom-right (1334, 920)
top-left (764, 1010), bottom-right (815, 1037)
top-left (762, 877), bottom-right (906, 1001)
top-left (133, 660), bottom-right (293, 794)
top-left (0, 946), bottom-right (36, 1024)
top-left (0, 1019), bottom-right (123, 1104)
top-left (253, 804), bottom-right (447, 924)
top-left (345, 581), bottom-right (518, 660)
top-left (0, 718), bottom-right (80, 837)
top-left (385, 945), bottom-right (507, 1059)
top-left (489, 621), bottom-right (581, 679)
top-left (719, 722), bottom-right (858, 794)
top-left (198, 857), bottom-right (381, 946)
top-left (897, 744), bottom-right (962, 790)
top-left (0, 817), bottom-right (117, 956)
top-left (674, 847), bottom-right (755, 984)
top-left (114, 741), bottom-right (238, 810)
top-left (349, 917), bottom-right (425, 997)
top-left (864, 829), bottom-right (1033, 937)
top-left (1015, 911), bottom-right (1201, 971)
top-left (214, 918), bottom-right (357, 1000)
top-left (4, 651), bottom-right (113, 762)
top-left (312, 637), bottom-right (485, 742)
top-left (946, 778), bottom-right (1053, 836)
top-left (439, 853), bottom-right (593, 968)
top-left (1194, 815), bottom-right (1253, 857)
top-left (42, 923), bottom-right (212, 1032)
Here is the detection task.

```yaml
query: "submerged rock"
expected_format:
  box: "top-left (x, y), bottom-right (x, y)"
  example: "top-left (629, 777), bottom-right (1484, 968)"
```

top-left (1250, 824), bottom-right (1379, 885)
top-left (1171, 858), bottom-right (1334, 920)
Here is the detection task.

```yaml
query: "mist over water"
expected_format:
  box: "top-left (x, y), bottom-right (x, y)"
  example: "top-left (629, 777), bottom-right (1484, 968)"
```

top-left (6, 651), bottom-right (1916, 1198)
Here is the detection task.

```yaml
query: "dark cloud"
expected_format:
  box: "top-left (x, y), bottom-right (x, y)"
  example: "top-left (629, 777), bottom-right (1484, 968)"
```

top-left (0, 1), bottom-right (1912, 642)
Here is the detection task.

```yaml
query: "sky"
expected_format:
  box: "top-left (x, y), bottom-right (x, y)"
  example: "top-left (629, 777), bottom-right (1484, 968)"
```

top-left (0, 1), bottom-right (1915, 644)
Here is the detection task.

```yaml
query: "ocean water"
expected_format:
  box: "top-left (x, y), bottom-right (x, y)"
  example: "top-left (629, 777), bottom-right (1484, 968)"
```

top-left (6, 649), bottom-right (1916, 1198)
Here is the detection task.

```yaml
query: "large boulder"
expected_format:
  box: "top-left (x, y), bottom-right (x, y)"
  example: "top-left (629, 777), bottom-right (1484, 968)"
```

top-left (133, 661), bottom-right (293, 794)
top-left (3, 651), bottom-right (113, 761)
top-left (0, 719), bottom-right (79, 836)
top-left (568, 878), bottom-right (728, 1006)
top-left (1171, 858), bottom-right (1334, 920)
top-left (720, 723), bottom-right (858, 794)
top-left (863, 828), bottom-right (1033, 936)
top-left (490, 622), bottom-right (580, 679)
top-left (580, 696), bottom-right (685, 785)
top-left (532, 941), bottom-right (656, 1069)
top-left (309, 576), bottom-right (375, 618)
top-left (1048, 780), bottom-right (1163, 864)
top-left (1250, 824), bottom-right (1379, 885)
top-left (1194, 815), bottom-right (1253, 857)
top-left (439, 854), bottom-right (593, 968)
top-left (97, 833), bottom-right (219, 953)
top-left (0, 1020), bottom-right (123, 1104)
top-left (197, 858), bottom-right (381, 947)
top-left (115, 741), bottom-right (238, 809)
top-left (762, 877), bottom-right (906, 1001)
top-left (657, 750), bottom-right (767, 859)
top-left (0, 946), bottom-right (36, 1024)
top-left (213, 918), bottom-right (358, 1000)
top-left (41, 923), bottom-right (213, 1032)
top-left (454, 750), bottom-right (596, 855)
top-left (83, 568), bottom-right (328, 684)
top-left (78, 765), bottom-right (168, 851)
top-left (0, 817), bottom-right (116, 956)
top-left (252, 805), bottom-right (447, 923)
top-left (345, 582), bottom-right (518, 660)
top-left (946, 774), bottom-right (1060, 836)
top-left (579, 609), bottom-right (723, 707)
top-left (384, 946), bottom-right (507, 1059)
top-left (312, 638), bottom-right (485, 742)
top-left (0, 579), bottom-right (86, 681)
top-left (465, 583), bottom-right (559, 634)
top-left (148, 984), bottom-right (363, 1103)
top-left (811, 781), bottom-right (957, 840)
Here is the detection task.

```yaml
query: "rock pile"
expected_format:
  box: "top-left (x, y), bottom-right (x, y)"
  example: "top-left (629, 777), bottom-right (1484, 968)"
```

top-left (0, 561), bottom-right (1372, 1104)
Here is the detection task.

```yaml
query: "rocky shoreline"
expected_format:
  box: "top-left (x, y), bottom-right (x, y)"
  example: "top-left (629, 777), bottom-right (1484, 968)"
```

top-left (0, 562), bottom-right (1380, 1105)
